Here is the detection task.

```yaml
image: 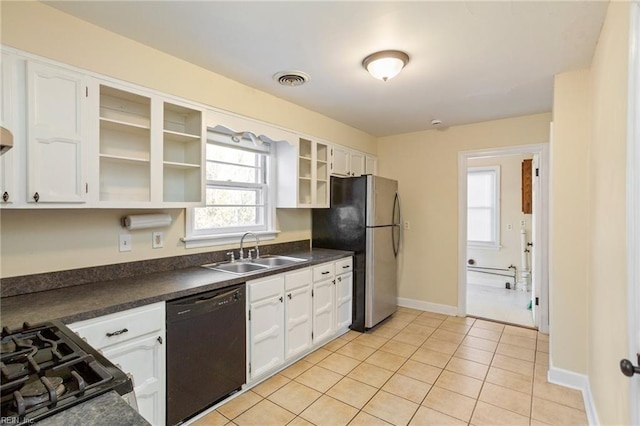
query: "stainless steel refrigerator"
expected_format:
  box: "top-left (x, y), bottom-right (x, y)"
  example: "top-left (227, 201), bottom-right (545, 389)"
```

top-left (312, 175), bottom-right (401, 331)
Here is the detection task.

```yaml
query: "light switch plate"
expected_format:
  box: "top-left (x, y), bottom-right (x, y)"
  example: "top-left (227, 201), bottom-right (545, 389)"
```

top-left (119, 234), bottom-right (131, 252)
top-left (152, 232), bottom-right (164, 249)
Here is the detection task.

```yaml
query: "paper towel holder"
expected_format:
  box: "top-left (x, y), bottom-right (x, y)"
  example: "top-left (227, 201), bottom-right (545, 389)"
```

top-left (121, 214), bottom-right (172, 230)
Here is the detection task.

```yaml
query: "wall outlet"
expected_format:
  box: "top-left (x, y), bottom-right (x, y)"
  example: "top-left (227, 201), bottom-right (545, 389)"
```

top-left (119, 234), bottom-right (131, 252)
top-left (152, 232), bottom-right (164, 249)
top-left (507, 223), bottom-right (513, 231)
top-left (404, 221), bottom-right (410, 230)
top-left (520, 219), bottom-right (526, 228)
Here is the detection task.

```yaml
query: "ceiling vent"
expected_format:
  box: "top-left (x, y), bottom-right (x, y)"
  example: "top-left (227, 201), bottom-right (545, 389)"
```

top-left (273, 71), bottom-right (310, 87)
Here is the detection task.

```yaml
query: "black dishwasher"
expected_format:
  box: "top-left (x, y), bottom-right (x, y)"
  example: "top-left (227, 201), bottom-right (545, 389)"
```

top-left (166, 283), bottom-right (246, 425)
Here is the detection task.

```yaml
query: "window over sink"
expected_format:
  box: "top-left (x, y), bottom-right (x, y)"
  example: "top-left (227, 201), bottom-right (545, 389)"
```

top-left (184, 130), bottom-right (277, 248)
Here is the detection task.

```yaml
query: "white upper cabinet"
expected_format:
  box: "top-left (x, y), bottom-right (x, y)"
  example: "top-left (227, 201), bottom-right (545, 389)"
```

top-left (0, 52), bottom-right (17, 205)
top-left (277, 137), bottom-right (330, 208)
top-left (26, 61), bottom-right (87, 204)
top-left (331, 145), bottom-right (376, 177)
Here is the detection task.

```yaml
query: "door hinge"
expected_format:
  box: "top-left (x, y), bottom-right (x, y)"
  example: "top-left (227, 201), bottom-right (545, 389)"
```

top-left (311, 289), bottom-right (314, 297)
top-left (85, 183), bottom-right (88, 194)
top-left (248, 310), bottom-right (251, 321)
top-left (248, 363), bottom-right (251, 373)
top-left (311, 331), bottom-right (314, 339)
top-left (535, 168), bottom-right (539, 177)
top-left (86, 86), bottom-right (88, 97)
top-left (535, 297), bottom-right (539, 306)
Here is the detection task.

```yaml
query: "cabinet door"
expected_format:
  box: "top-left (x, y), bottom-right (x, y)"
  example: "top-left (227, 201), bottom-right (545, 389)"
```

top-left (285, 283), bottom-right (313, 360)
top-left (103, 334), bottom-right (165, 426)
top-left (249, 291), bottom-right (285, 379)
top-left (0, 52), bottom-right (15, 205)
top-left (331, 146), bottom-right (350, 177)
top-left (365, 156), bottom-right (378, 176)
top-left (336, 272), bottom-right (353, 330)
top-left (313, 278), bottom-right (335, 343)
top-left (26, 61), bottom-right (87, 203)
top-left (350, 152), bottom-right (365, 177)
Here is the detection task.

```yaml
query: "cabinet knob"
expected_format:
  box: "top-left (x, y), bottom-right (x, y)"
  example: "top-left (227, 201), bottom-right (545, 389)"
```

top-left (279, 296), bottom-right (283, 303)
top-left (2, 192), bottom-right (8, 202)
top-left (287, 293), bottom-right (292, 300)
top-left (332, 279), bottom-right (336, 285)
top-left (33, 192), bottom-right (40, 202)
top-left (620, 354), bottom-right (640, 377)
top-left (337, 277), bottom-right (342, 282)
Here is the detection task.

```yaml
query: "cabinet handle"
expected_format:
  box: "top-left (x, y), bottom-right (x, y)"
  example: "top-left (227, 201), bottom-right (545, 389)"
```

top-left (2, 192), bottom-right (8, 202)
top-left (157, 336), bottom-right (163, 345)
top-left (338, 277), bottom-right (342, 282)
top-left (287, 293), bottom-right (292, 300)
top-left (33, 192), bottom-right (40, 202)
top-left (279, 296), bottom-right (283, 303)
top-left (332, 279), bottom-right (336, 285)
top-left (106, 328), bottom-right (128, 337)
top-left (321, 271), bottom-right (330, 275)
top-left (342, 265), bottom-right (350, 269)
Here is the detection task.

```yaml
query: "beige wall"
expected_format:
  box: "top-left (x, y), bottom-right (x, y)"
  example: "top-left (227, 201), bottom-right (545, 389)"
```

top-left (587, 1), bottom-right (630, 423)
top-left (467, 154), bottom-right (533, 288)
top-left (550, 70), bottom-right (591, 375)
top-left (551, 2), bottom-right (631, 423)
top-left (378, 113), bottom-right (551, 308)
top-left (0, 2), bottom-right (376, 277)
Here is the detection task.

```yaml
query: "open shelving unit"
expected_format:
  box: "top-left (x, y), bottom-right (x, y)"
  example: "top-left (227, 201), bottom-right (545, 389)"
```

top-left (98, 85), bottom-right (151, 202)
top-left (162, 102), bottom-right (202, 203)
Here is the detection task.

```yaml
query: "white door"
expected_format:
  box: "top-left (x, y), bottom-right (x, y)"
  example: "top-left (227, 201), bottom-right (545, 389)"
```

top-left (313, 278), bottom-right (335, 342)
top-left (249, 293), bottom-right (284, 379)
top-left (103, 334), bottom-right (165, 426)
top-left (331, 146), bottom-right (350, 176)
top-left (350, 152), bottom-right (365, 177)
top-left (335, 271), bottom-right (353, 330)
top-left (285, 284), bottom-right (313, 360)
top-left (27, 61), bottom-right (87, 203)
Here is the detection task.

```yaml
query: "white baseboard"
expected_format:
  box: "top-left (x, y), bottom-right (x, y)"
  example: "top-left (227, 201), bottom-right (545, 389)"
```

top-left (548, 366), bottom-right (599, 426)
top-left (397, 297), bottom-right (458, 316)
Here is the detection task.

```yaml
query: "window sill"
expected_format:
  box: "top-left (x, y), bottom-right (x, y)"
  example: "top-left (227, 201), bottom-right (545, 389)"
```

top-left (182, 230), bottom-right (279, 249)
top-left (468, 242), bottom-right (502, 251)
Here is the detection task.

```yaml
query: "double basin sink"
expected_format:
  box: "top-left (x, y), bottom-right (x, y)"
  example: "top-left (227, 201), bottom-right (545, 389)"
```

top-left (201, 255), bottom-right (306, 275)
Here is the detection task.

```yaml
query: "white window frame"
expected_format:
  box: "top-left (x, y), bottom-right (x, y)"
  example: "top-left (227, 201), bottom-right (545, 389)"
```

top-left (467, 165), bottom-right (501, 250)
top-left (183, 132), bottom-right (278, 249)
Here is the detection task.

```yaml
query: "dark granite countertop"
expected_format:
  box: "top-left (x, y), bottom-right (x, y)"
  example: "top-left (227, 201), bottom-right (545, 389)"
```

top-left (0, 248), bottom-right (352, 328)
top-left (38, 391), bottom-right (150, 426)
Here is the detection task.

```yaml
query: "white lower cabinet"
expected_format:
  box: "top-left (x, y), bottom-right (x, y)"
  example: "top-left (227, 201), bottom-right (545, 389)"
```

top-left (284, 269), bottom-right (313, 360)
top-left (68, 302), bottom-right (165, 426)
top-left (247, 275), bottom-right (285, 381)
top-left (247, 257), bottom-right (353, 383)
top-left (335, 257), bottom-right (354, 330)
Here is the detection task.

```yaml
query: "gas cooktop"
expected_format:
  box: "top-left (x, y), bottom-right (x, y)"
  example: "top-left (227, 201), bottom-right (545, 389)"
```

top-left (0, 320), bottom-right (133, 424)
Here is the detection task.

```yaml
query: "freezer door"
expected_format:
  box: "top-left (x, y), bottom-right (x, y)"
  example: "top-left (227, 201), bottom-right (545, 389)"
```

top-left (366, 176), bottom-right (399, 227)
top-left (365, 226), bottom-right (398, 328)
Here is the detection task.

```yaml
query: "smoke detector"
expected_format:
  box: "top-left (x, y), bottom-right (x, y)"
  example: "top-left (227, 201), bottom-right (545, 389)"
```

top-left (273, 71), bottom-right (310, 87)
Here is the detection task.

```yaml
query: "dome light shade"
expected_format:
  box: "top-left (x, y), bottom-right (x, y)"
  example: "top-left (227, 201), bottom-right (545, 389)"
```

top-left (362, 50), bottom-right (409, 81)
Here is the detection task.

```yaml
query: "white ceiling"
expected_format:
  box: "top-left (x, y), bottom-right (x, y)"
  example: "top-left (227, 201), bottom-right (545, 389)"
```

top-left (45, 1), bottom-right (608, 137)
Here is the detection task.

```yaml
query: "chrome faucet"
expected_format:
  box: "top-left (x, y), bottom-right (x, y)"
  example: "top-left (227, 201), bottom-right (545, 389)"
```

top-left (239, 232), bottom-right (260, 260)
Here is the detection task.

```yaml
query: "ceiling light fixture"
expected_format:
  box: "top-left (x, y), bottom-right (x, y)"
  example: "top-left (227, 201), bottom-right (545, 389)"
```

top-left (362, 50), bottom-right (410, 82)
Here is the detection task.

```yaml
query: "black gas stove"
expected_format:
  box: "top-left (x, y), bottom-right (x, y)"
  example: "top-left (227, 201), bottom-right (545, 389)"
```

top-left (0, 320), bottom-right (133, 424)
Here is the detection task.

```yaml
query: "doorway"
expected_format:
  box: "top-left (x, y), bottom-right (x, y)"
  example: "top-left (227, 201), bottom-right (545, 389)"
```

top-left (458, 144), bottom-right (549, 332)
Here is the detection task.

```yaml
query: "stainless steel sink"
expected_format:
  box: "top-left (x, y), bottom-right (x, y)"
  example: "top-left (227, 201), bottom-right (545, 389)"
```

top-left (201, 255), bottom-right (306, 275)
top-left (250, 255), bottom-right (306, 267)
top-left (202, 262), bottom-right (269, 275)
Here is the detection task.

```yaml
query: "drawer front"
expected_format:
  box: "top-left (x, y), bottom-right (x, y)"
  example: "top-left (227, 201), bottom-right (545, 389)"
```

top-left (69, 302), bottom-right (164, 350)
top-left (249, 275), bottom-right (284, 301)
top-left (313, 262), bottom-right (335, 282)
top-left (335, 257), bottom-right (353, 274)
top-left (285, 268), bottom-right (312, 291)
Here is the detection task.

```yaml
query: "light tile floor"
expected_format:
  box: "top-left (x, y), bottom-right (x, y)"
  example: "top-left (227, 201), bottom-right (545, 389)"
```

top-left (467, 283), bottom-right (535, 328)
top-left (192, 308), bottom-right (587, 426)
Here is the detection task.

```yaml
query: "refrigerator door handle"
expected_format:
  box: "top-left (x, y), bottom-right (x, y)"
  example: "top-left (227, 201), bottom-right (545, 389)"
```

top-left (392, 193), bottom-right (401, 257)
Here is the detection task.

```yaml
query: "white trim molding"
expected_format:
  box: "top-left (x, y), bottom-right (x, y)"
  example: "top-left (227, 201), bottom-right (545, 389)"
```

top-left (548, 366), bottom-right (600, 426)
top-left (397, 297), bottom-right (459, 317)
